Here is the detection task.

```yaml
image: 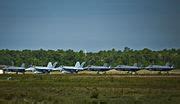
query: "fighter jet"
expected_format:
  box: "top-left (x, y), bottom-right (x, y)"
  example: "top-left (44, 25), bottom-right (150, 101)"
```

top-left (3, 63), bottom-right (25, 74)
top-left (114, 63), bottom-right (142, 74)
top-left (34, 62), bottom-right (58, 74)
top-left (59, 62), bottom-right (86, 74)
top-left (86, 63), bottom-right (112, 74)
top-left (145, 63), bottom-right (174, 73)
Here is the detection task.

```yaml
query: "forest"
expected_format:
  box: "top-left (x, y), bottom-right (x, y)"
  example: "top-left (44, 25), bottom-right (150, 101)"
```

top-left (0, 47), bottom-right (179, 68)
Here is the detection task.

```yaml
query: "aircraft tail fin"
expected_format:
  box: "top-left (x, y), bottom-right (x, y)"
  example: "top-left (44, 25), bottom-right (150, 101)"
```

top-left (53, 62), bottom-right (58, 68)
top-left (11, 61), bottom-right (14, 66)
top-left (165, 63), bottom-right (170, 66)
top-left (133, 63), bottom-right (138, 66)
top-left (75, 62), bottom-right (80, 68)
top-left (21, 63), bottom-right (25, 67)
top-left (80, 62), bottom-right (86, 68)
top-left (103, 63), bottom-right (108, 67)
top-left (47, 62), bottom-right (53, 68)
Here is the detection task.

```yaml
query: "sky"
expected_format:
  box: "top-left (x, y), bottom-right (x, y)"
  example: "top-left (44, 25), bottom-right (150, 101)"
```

top-left (0, 0), bottom-right (179, 52)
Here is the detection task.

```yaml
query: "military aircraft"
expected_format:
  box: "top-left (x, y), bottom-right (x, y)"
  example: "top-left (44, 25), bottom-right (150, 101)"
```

top-left (3, 63), bottom-right (25, 74)
top-left (59, 62), bottom-right (86, 74)
top-left (145, 63), bottom-right (174, 73)
top-left (34, 62), bottom-right (58, 74)
top-left (114, 63), bottom-right (142, 74)
top-left (86, 64), bottom-right (112, 74)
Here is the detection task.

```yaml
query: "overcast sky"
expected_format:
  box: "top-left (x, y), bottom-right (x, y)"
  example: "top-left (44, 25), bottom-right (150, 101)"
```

top-left (0, 0), bottom-right (179, 52)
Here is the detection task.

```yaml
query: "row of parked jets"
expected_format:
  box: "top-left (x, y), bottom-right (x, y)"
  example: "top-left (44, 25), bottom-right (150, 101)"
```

top-left (2, 62), bottom-right (174, 74)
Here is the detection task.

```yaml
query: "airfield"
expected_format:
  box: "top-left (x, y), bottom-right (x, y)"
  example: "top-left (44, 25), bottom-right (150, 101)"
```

top-left (65, 69), bottom-right (180, 74)
top-left (0, 69), bottom-right (180, 104)
top-left (23, 69), bottom-right (180, 75)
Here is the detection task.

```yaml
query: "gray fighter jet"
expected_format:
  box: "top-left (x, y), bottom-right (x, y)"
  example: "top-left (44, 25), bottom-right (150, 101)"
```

top-left (86, 63), bottom-right (112, 74)
top-left (145, 63), bottom-right (174, 73)
top-left (34, 62), bottom-right (58, 74)
top-left (114, 63), bottom-right (142, 74)
top-left (3, 63), bottom-right (25, 74)
top-left (59, 62), bottom-right (86, 74)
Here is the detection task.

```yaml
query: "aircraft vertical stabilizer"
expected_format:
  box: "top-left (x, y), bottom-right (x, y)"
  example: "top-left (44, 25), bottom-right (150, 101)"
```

top-left (47, 62), bottom-right (53, 68)
top-left (75, 62), bottom-right (80, 68)
top-left (165, 63), bottom-right (170, 66)
top-left (21, 63), bottom-right (25, 67)
top-left (53, 62), bottom-right (58, 68)
top-left (133, 63), bottom-right (138, 67)
top-left (80, 62), bottom-right (86, 68)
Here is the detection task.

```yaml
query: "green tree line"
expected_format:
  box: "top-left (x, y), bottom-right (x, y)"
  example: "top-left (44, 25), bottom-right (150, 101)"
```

top-left (0, 47), bottom-right (179, 68)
